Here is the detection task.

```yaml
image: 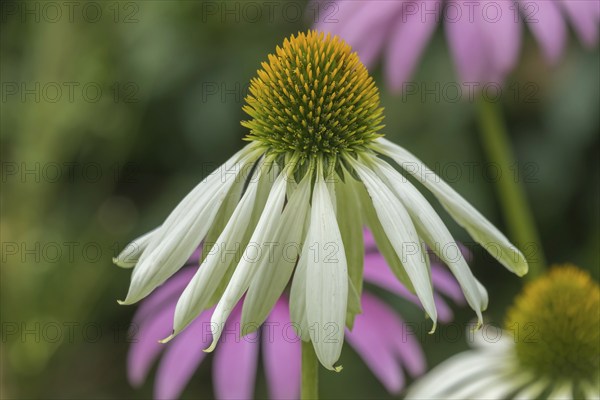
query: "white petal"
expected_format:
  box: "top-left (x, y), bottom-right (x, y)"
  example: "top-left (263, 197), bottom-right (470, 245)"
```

top-left (405, 349), bottom-right (508, 399)
top-left (241, 170), bottom-right (312, 330)
top-left (351, 158), bottom-right (437, 329)
top-left (357, 180), bottom-right (414, 291)
top-left (373, 158), bottom-right (486, 324)
top-left (206, 171), bottom-right (288, 351)
top-left (113, 227), bottom-right (158, 268)
top-left (120, 150), bottom-right (256, 305)
top-left (548, 381), bottom-right (574, 400)
top-left (581, 382), bottom-right (600, 400)
top-left (445, 370), bottom-right (525, 400)
top-left (474, 372), bottom-right (534, 400)
top-left (334, 169), bottom-right (365, 329)
top-left (289, 241), bottom-right (310, 342)
top-left (305, 170), bottom-right (347, 371)
top-left (170, 175), bottom-right (261, 337)
top-left (513, 377), bottom-right (551, 400)
top-left (376, 138), bottom-right (528, 276)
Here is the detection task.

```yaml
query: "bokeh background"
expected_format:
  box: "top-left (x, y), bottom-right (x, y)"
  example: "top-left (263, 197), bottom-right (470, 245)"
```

top-left (1, 1), bottom-right (598, 399)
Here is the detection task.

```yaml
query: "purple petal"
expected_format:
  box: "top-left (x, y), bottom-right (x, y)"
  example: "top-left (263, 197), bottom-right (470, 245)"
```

top-left (445, 1), bottom-right (488, 83)
top-left (313, 0), bottom-right (365, 34)
top-left (384, 0), bottom-right (441, 91)
top-left (154, 309), bottom-right (213, 399)
top-left (559, 0), bottom-right (599, 47)
top-left (431, 264), bottom-right (466, 305)
top-left (480, 0), bottom-right (523, 82)
top-left (354, 20), bottom-right (391, 68)
top-left (317, 1), bottom-right (404, 70)
top-left (213, 306), bottom-right (260, 400)
top-left (363, 253), bottom-right (454, 322)
top-left (346, 293), bottom-right (406, 393)
top-left (128, 305), bottom-right (175, 387)
top-left (433, 293), bottom-right (454, 323)
top-left (363, 253), bottom-right (418, 302)
top-left (262, 299), bottom-right (301, 400)
top-left (336, 1), bottom-right (402, 47)
top-left (521, 0), bottom-right (566, 63)
top-left (388, 311), bottom-right (426, 378)
top-left (133, 268), bottom-right (195, 326)
top-left (363, 229), bottom-right (377, 253)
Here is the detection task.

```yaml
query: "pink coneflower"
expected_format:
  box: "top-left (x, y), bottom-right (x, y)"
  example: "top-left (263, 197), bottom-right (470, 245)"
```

top-left (127, 233), bottom-right (467, 399)
top-left (315, 0), bottom-right (599, 90)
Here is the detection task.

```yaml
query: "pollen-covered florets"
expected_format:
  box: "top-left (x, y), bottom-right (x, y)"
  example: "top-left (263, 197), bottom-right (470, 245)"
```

top-left (505, 265), bottom-right (600, 383)
top-left (242, 30), bottom-right (384, 162)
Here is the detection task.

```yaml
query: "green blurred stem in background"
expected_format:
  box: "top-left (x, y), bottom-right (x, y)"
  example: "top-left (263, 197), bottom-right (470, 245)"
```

top-left (301, 341), bottom-right (319, 400)
top-left (477, 97), bottom-right (546, 280)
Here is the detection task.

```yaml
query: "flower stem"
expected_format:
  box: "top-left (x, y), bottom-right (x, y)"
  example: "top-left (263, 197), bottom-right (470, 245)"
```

top-left (476, 97), bottom-right (546, 279)
top-left (301, 341), bottom-right (319, 400)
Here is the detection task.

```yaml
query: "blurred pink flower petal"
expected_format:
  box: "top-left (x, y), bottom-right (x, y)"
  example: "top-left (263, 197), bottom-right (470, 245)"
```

top-left (317, 0), bottom-right (599, 89)
top-left (346, 293), bottom-right (407, 393)
top-left (262, 299), bottom-right (301, 400)
top-left (520, 0), bottom-right (567, 63)
top-left (213, 306), bottom-right (260, 400)
top-left (385, 1), bottom-right (441, 91)
top-left (155, 310), bottom-right (212, 399)
top-left (128, 305), bottom-right (174, 387)
top-left (559, 0), bottom-right (599, 47)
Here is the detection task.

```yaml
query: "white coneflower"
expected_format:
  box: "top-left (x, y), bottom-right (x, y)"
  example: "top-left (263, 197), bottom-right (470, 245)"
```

top-left (115, 31), bottom-right (527, 370)
top-left (406, 266), bottom-right (600, 400)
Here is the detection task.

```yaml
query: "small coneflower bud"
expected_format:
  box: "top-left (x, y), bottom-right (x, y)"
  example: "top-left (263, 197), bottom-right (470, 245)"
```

top-left (115, 30), bottom-right (527, 371)
top-left (505, 265), bottom-right (600, 386)
top-left (242, 31), bottom-right (384, 164)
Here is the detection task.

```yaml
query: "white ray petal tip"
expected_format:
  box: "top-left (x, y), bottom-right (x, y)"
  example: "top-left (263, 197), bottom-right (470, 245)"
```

top-left (112, 257), bottom-right (134, 268)
top-left (203, 341), bottom-right (217, 353)
top-left (334, 365), bottom-right (343, 373)
top-left (116, 299), bottom-right (127, 305)
top-left (112, 257), bottom-right (123, 266)
top-left (470, 321), bottom-right (483, 332)
top-left (428, 321), bottom-right (438, 335)
top-left (509, 250), bottom-right (528, 277)
top-left (159, 333), bottom-right (174, 344)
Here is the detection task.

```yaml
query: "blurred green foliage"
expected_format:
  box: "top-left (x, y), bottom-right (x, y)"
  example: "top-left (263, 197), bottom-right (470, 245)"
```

top-left (1, 1), bottom-right (598, 399)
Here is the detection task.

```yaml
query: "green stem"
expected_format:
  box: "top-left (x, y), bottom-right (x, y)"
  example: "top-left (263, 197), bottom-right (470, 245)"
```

top-left (476, 97), bottom-right (546, 280)
top-left (301, 341), bottom-right (319, 400)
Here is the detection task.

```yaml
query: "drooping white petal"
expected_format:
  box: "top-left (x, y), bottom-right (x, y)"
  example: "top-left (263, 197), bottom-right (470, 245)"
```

top-left (473, 371), bottom-right (534, 400)
top-left (241, 171), bottom-right (312, 330)
top-left (372, 158), bottom-right (487, 325)
top-left (203, 162), bottom-right (280, 308)
top-left (334, 169), bottom-right (365, 329)
top-left (513, 377), bottom-right (550, 400)
top-left (200, 169), bottom-right (246, 262)
top-left (120, 145), bottom-right (260, 305)
top-left (375, 137), bottom-right (528, 276)
top-left (443, 370), bottom-right (524, 400)
top-left (548, 381), bottom-right (573, 400)
top-left (206, 171), bottom-right (288, 351)
top-left (351, 158), bottom-right (437, 329)
top-left (357, 180), bottom-right (414, 291)
top-left (170, 174), bottom-right (261, 338)
top-left (305, 170), bottom-right (348, 371)
top-left (289, 242), bottom-right (310, 342)
top-left (113, 227), bottom-right (159, 268)
top-left (405, 350), bottom-right (507, 399)
top-left (581, 382), bottom-right (600, 400)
